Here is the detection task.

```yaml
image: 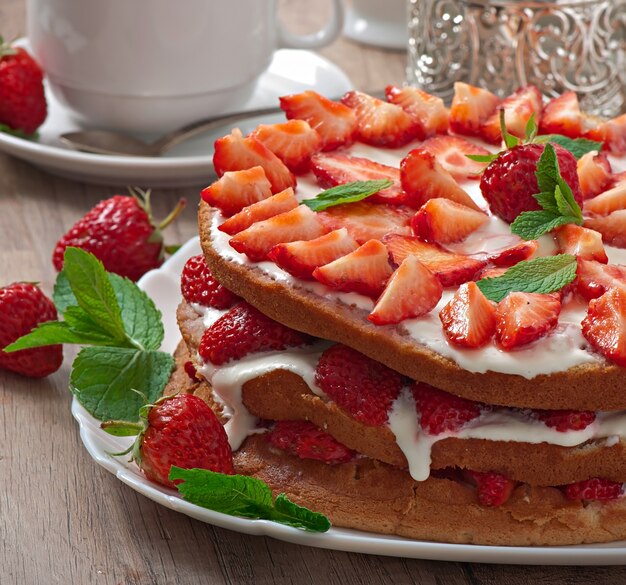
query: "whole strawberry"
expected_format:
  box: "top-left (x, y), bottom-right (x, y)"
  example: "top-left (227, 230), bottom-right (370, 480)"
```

top-left (0, 282), bottom-right (62, 377)
top-left (0, 37), bottom-right (47, 135)
top-left (53, 189), bottom-right (184, 281)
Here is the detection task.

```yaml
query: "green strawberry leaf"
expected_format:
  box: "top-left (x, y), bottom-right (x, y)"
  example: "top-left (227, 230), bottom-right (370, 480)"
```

top-left (466, 153), bottom-right (499, 164)
top-left (302, 180), bottom-right (393, 212)
top-left (0, 122), bottom-right (38, 140)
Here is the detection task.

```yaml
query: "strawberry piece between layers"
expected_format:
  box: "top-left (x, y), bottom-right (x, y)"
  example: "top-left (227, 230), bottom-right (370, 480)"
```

top-left (576, 259), bottom-right (626, 300)
top-left (314, 344), bottom-right (404, 426)
top-left (201, 166), bottom-right (273, 217)
top-left (495, 292), bottom-right (561, 349)
top-left (268, 228), bottom-right (359, 280)
top-left (313, 239), bottom-right (393, 299)
top-left (213, 128), bottom-right (295, 193)
top-left (420, 135), bottom-right (490, 180)
top-left (539, 91), bottom-right (583, 139)
top-left (385, 85), bottom-right (448, 137)
top-left (198, 301), bottom-right (312, 366)
top-left (0, 282), bottom-right (63, 378)
top-left (564, 478), bottom-right (625, 501)
top-left (582, 287), bottom-right (626, 367)
top-left (466, 470), bottom-right (516, 507)
top-left (368, 255), bottom-right (443, 325)
top-left (279, 90), bottom-right (357, 151)
top-left (534, 409), bottom-right (596, 432)
top-left (449, 82), bottom-right (500, 136)
top-left (139, 394), bottom-right (234, 488)
top-left (180, 254), bottom-right (240, 309)
top-left (229, 205), bottom-right (328, 262)
top-left (384, 234), bottom-right (486, 287)
top-left (577, 150), bottom-right (612, 199)
top-left (555, 224), bottom-right (608, 263)
top-left (585, 210), bottom-right (626, 249)
top-left (439, 282), bottom-right (497, 348)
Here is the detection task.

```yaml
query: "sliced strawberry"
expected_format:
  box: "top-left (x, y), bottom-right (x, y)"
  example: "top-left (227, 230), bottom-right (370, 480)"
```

top-left (478, 266), bottom-right (509, 280)
top-left (400, 148), bottom-right (481, 211)
top-left (213, 128), bottom-right (295, 193)
top-left (420, 135), bottom-right (490, 180)
top-left (582, 287), bottom-right (626, 366)
top-left (384, 234), bottom-right (486, 287)
top-left (317, 201), bottom-right (412, 244)
top-left (585, 113), bottom-right (626, 154)
top-left (439, 281), bottom-right (497, 348)
top-left (229, 205), bottom-right (328, 261)
top-left (218, 188), bottom-right (299, 235)
top-left (412, 383), bottom-right (482, 435)
top-left (313, 239), bottom-right (393, 299)
top-left (488, 240), bottom-right (538, 267)
top-left (385, 85), bottom-right (448, 137)
top-left (539, 91), bottom-right (582, 138)
top-left (368, 256), bottom-right (443, 325)
top-left (584, 210), bottom-right (626, 248)
top-left (201, 166), bottom-right (272, 217)
top-left (250, 119), bottom-right (322, 174)
top-left (555, 224), bottom-right (608, 263)
top-left (411, 198), bottom-right (488, 245)
top-left (279, 90), bottom-right (357, 151)
top-left (479, 85), bottom-right (543, 145)
top-left (577, 150), bottom-right (612, 199)
top-left (533, 409), bottom-right (596, 432)
top-left (576, 259), bottom-right (626, 300)
top-left (584, 182), bottom-right (626, 216)
top-left (341, 90), bottom-right (421, 147)
top-left (564, 477), bottom-right (625, 501)
top-left (310, 152), bottom-right (405, 205)
top-left (449, 82), bottom-right (500, 136)
top-left (495, 292), bottom-right (561, 349)
top-left (267, 228), bottom-right (359, 280)
top-left (466, 470), bottom-right (515, 507)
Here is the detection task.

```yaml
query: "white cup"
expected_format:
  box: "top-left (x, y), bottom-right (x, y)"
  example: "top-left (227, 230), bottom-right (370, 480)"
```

top-left (26, 0), bottom-right (345, 132)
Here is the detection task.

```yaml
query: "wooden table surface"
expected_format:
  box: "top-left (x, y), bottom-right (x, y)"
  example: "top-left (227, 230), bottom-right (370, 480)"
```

top-left (2, 1), bottom-right (626, 583)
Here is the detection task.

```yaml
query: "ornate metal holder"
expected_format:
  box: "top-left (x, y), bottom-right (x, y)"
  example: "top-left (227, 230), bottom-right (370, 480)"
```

top-left (407, 0), bottom-right (626, 116)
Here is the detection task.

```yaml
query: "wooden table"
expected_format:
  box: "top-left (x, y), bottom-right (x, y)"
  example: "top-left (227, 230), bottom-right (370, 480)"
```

top-left (1, 1), bottom-right (625, 582)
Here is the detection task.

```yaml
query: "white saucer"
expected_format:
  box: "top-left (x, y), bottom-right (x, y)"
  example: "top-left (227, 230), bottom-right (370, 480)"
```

top-left (343, 6), bottom-right (407, 51)
top-left (0, 43), bottom-right (353, 187)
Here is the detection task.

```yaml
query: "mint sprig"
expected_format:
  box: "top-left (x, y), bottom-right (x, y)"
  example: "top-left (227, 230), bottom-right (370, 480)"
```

top-left (510, 143), bottom-right (583, 240)
top-left (535, 135), bottom-right (602, 160)
top-left (476, 254), bottom-right (577, 302)
top-left (301, 179), bottom-right (393, 212)
top-left (169, 467), bottom-right (331, 532)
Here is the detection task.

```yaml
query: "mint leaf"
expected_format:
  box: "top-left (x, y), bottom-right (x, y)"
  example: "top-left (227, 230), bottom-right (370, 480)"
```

top-left (533, 191), bottom-right (559, 214)
top-left (511, 212), bottom-right (573, 240)
top-left (4, 320), bottom-right (114, 351)
top-left (70, 346), bottom-right (174, 421)
top-left (169, 467), bottom-right (331, 532)
top-left (53, 270), bottom-right (77, 315)
top-left (536, 142), bottom-right (560, 194)
top-left (476, 254), bottom-right (577, 302)
top-left (301, 180), bottom-right (393, 212)
top-left (536, 135), bottom-right (603, 159)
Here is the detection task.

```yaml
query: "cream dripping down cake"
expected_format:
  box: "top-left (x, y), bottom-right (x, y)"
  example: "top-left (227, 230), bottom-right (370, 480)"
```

top-left (172, 85), bottom-right (626, 545)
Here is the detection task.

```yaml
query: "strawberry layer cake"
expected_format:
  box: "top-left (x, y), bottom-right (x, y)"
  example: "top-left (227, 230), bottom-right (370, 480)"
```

top-left (175, 85), bottom-right (626, 545)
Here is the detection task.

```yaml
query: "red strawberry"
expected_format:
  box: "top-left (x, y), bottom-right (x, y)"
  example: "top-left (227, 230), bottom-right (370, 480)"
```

top-left (564, 478), bottom-right (624, 501)
top-left (267, 420), bottom-right (354, 464)
top-left (584, 182), bottom-right (626, 216)
top-left (555, 224), bottom-right (607, 263)
top-left (229, 205), bottom-right (328, 262)
top-left (310, 152), bottom-right (405, 205)
top-left (584, 210), bottom-right (626, 248)
top-left (576, 259), bottom-right (626, 300)
top-left (201, 166), bottom-right (272, 217)
top-left (466, 470), bottom-right (515, 507)
top-left (585, 113), bottom-right (626, 154)
top-left (449, 82), bottom-right (500, 136)
top-left (420, 135), bottom-right (490, 180)
top-left (180, 254), bottom-right (240, 308)
top-left (52, 190), bottom-right (184, 281)
top-left (313, 239), bottom-right (393, 299)
top-left (411, 198), bottom-right (488, 245)
top-left (539, 91), bottom-right (582, 138)
top-left (315, 344), bottom-right (403, 426)
top-left (480, 142), bottom-right (583, 223)
top-left (341, 90), bottom-right (421, 147)
top-left (581, 287), bottom-right (626, 366)
top-left (368, 256), bottom-right (443, 325)
top-left (385, 85), bottom-right (448, 137)
top-left (137, 394), bottom-right (233, 488)
top-left (577, 150), bottom-right (612, 199)
top-left (488, 240), bottom-right (538, 267)
top-left (213, 128), bottom-right (295, 193)
top-left (533, 409), bottom-right (596, 432)
top-left (250, 120), bottom-right (322, 173)
top-left (0, 37), bottom-right (47, 135)
top-left (198, 301), bottom-right (312, 365)
top-left (478, 266), bottom-right (509, 280)
top-left (400, 148), bottom-right (481, 211)
top-left (268, 228), bottom-right (359, 280)
top-left (279, 90), bottom-right (357, 151)
top-left (0, 282), bottom-right (62, 378)
top-left (479, 85), bottom-right (543, 145)
top-left (218, 188), bottom-right (299, 235)
top-left (384, 234), bottom-right (486, 287)
top-left (439, 282), bottom-right (497, 348)
top-left (495, 292), bottom-right (561, 349)
top-left (317, 201), bottom-right (412, 245)
top-left (412, 383), bottom-right (482, 435)
top-left (183, 360), bottom-right (200, 382)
